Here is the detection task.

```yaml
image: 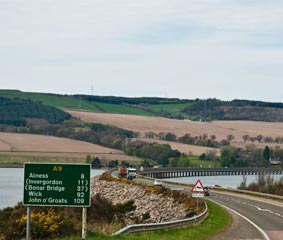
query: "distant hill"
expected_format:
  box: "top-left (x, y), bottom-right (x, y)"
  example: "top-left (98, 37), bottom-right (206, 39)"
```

top-left (1, 90), bottom-right (283, 122)
top-left (183, 99), bottom-right (283, 122)
top-left (0, 90), bottom-right (195, 119)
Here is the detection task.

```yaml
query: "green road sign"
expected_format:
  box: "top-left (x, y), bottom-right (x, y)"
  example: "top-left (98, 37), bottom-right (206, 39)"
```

top-left (23, 163), bottom-right (91, 207)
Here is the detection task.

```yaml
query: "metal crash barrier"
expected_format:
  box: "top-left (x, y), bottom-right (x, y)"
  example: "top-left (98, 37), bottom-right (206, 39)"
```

top-left (112, 201), bottom-right (208, 235)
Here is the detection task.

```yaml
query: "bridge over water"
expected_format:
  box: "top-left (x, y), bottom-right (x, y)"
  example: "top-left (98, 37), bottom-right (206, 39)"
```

top-left (139, 168), bottom-right (283, 179)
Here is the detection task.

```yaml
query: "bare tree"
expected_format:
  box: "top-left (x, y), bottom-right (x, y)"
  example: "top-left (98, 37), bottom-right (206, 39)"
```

top-left (250, 137), bottom-right (256, 143)
top-left (220, 139), bottom-right (230, 146)
top-left (242, 134), bottom-right (250, 143)
top-left (226, 134), bottom-right (235, 142)
top-left (206, 150), bottom-right (217, 161)
top-left (264, 137), bottom-right (274, 143)
top-left (157, 132), bottom-right (166, 140)
top-left (164, 132), bottom-right (177, 142)
top-left (239, 175), bottom-right (247, 189)
top-left (210, 135), bottom-right (217, 141)
top-left (144, 131), bottom-right (156, 139)
top-left (256, 134), bottom-right (263, 143)
top-left (275, 136), bottom-right (282, 144)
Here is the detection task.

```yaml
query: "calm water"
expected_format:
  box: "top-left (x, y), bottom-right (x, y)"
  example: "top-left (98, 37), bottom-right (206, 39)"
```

top-left (1, 168), bottom-right (282, 209)
top-left (166, 174), bottom-right (283, 188)
top-left (0, 168), bottom-right (105, 209)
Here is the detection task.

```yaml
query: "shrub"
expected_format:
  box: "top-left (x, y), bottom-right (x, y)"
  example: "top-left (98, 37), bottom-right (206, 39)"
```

top-left (88, 194), bottom-right (136, 224)
top-left (0, 203), bottom-right (78, 240)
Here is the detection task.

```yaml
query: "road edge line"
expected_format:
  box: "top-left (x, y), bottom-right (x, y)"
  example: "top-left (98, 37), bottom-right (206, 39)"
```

top-left (209, 199), bottom-right (271, 240)
top-left (211, 190), bottom-right (283, 208)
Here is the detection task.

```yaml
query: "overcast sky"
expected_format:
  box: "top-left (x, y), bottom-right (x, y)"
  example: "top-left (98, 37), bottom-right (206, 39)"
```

top-left (1, 0), bottom-right (283, 101)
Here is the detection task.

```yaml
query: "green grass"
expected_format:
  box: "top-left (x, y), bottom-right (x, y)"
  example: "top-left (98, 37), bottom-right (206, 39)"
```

top-left (190, 156), bottom-right (217, 168)
top-left (147, 102), bottom-right (195, 113)
top-left (142, 102), bottom-right (197, 119)
top-left (0, 90), bottom-right (101, 112)
top-left (58, 201), bottom-right (231, 240)
top-left (95, 102), bottom-right (158, 116)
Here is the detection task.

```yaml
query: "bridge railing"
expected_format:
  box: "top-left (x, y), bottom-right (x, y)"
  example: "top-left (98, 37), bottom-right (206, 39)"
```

top-left (139, 167), bottom-right (283, 179)
top-left (112, 202), bottom-right (207, 235)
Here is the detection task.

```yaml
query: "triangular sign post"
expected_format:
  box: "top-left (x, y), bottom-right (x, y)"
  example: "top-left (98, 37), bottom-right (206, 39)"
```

top-left (191, 179), bottom-right (205, 193)
top-left (191, 179), bottom-right (205, 213)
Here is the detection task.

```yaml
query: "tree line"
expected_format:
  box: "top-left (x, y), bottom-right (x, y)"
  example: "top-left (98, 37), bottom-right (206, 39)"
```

top-left (143, 130), bottom-right (283, 149)
top-left (239, 173), bottom-right (283, 196)
top-left (74, 95), bottom-right (190, 105)
top-left (219, 145), bottom-right (283, 168)
top-left (183, 98), bottom-right (283, 121)
top-left (0, 97), bottom-right (71, 126)
top-left (143, 131), bottom-right (231, 148)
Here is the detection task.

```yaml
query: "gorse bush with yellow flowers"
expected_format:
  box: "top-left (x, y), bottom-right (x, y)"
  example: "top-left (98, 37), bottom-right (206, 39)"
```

top-left (16, 208), bottom-right (63, 239)
top-left (0, 204), bottom-right (79, 240)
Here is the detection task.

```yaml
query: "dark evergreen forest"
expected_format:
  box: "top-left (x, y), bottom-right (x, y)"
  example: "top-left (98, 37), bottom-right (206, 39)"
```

top-left (183, 98), bottom-right (283, 121)
top-left (0, 97), bottom-right (71, 126)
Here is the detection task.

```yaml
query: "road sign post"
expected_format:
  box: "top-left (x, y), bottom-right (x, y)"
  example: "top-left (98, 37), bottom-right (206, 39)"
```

top-left (23, 163), bottom-right (91, 238)
top-left (191, 179), bottom-right (205, 213)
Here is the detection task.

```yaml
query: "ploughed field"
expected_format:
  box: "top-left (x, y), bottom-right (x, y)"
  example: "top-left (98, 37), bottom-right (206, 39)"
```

top-left (0, 132), bottom-right (140, 161)
top-left (67, 110), bottom-right (283, 149)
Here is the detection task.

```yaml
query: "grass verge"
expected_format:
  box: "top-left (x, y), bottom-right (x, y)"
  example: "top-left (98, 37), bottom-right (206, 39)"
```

top-left (189, 156), bottom-right (217, 168)
top-left (57, 200), bottom-right (231, 240)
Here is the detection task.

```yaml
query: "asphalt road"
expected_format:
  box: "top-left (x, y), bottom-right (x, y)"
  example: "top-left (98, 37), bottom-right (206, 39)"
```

top-left (209, 191), bottom-right (283, 240)
top-left (131, 176), bottom-right (283, 240)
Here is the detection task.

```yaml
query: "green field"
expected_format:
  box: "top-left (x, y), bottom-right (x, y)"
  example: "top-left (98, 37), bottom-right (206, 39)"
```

top-left (190, 156), bottom-right (218, 168)
top-left (94, 102), bottom-right (157, 116)
top-left (0, 90), bottom-right (195, 117)
top-left (59, 200), bottom-right (231, 240)
top-left (0, 90), bottom-right (101, 112)
top-left (146, 102), bottom-right (195, 113)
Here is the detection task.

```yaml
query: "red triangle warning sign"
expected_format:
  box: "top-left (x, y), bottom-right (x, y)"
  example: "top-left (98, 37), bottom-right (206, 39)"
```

top-left (191, 179), bottom-right (205, 193)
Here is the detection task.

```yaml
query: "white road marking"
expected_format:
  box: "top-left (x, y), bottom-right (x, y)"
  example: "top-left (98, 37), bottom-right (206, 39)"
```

top-left (210, 199), bottom-right (271, 240)
top-left (226, 197), bottom-right (283, 219)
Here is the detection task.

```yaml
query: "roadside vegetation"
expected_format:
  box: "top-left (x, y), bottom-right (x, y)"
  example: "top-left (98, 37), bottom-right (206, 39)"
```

top-left (239, 173), bottom-right (283, 196)
top-left (57, 201), bottom-right (231, 240)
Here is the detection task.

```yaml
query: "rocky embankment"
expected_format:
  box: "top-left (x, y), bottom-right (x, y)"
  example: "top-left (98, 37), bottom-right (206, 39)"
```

top-left (91, 176), bottom-right (188, 224)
